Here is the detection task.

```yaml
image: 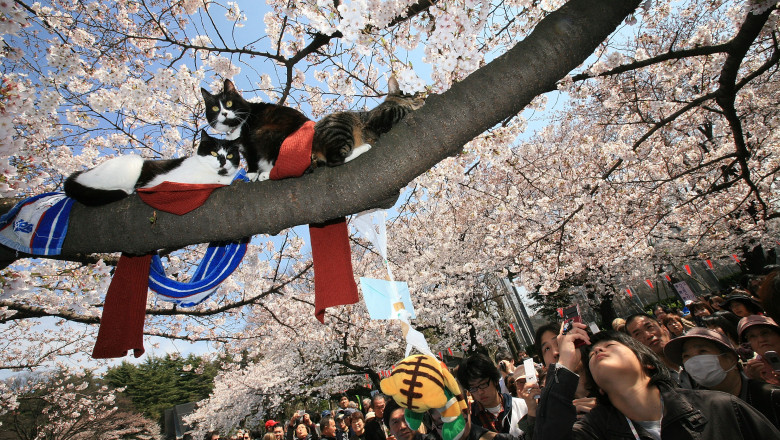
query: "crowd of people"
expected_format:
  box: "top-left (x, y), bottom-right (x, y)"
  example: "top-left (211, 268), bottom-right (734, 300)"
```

top-left (207, 269), bottom-right (780, 440)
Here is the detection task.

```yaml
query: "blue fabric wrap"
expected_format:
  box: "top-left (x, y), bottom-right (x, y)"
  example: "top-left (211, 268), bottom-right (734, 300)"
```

top-left (149, 237), bottom-right (249, 307)
top-left (0, 192), bottom-right (75, 256)
top-left (148, 169), bottom-right (250, 307)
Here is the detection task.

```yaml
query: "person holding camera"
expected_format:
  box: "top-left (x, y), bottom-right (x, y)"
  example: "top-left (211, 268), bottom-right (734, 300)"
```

top-left (533, 322), bottom-right (779, 438)
top-left (739, 314), bottom-right (780, 386)
top-left (287, 411), bottom-right (318, 440)
top-left (663, 327), bottom-right (780, 428)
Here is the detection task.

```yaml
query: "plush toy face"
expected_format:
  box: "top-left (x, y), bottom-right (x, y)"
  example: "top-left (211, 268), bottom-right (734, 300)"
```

top-left (380, 354), bottom-right (451, 411)
top-left (380, 354), bottom-right (467, 440)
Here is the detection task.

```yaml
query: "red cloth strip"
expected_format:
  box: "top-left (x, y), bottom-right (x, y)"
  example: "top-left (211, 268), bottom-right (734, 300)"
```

top-left (93, 181), bottom-right (232, 359)
top-left (92, 254), bottom-right (152, 359)
top-left (270, 120), bottom-right (358, 322)
top-left (137, 182), bottom-right (224, 215)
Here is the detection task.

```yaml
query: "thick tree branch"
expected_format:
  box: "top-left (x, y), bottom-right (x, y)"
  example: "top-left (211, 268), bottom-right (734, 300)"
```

top-left (715, 6), bottom-right (776, 218)
top-left (0, 0), bottom-right (641, 264)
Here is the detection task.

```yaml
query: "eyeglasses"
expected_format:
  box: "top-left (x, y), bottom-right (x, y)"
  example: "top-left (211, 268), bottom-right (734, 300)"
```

top-left (467, 380), bottom-right (491, 393)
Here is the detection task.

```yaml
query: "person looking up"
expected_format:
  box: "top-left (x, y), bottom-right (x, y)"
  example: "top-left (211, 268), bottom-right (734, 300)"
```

top-left (533, 326), bottom-right (780, 438)
top-left (624, 313), bottom-right (695, 388)
top-left (663, 327), bottom-right (780, 428)
top-left (287, 412), bottom-right (318, 440)
top-left (534, 323), bottom-right (596, 416)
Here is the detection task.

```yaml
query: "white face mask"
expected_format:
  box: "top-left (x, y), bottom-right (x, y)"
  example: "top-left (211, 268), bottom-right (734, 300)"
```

top-left (683, 353), bottom-right (735, 387)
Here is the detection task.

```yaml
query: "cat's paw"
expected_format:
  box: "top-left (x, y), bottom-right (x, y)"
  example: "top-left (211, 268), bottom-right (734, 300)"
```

top-left (258, 171), bottom-right (271, 181)
top-left (247, 172), bottom-right (259, 182)
top-left (344, 144), bottom-right (372, 163)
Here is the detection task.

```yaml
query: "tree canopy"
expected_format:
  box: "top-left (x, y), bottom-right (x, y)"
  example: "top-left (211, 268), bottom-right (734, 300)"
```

top-left (2, 0), bottom-right (778, 434)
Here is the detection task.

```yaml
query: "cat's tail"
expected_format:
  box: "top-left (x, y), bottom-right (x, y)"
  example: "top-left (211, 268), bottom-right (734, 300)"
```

top-left (64, 155), bottom-right (144, 206)
top-left (64, 172), bottom-right (132, 206)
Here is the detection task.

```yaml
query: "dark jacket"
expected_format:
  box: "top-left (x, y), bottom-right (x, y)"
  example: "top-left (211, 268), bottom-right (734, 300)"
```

top-left (740, 375), bottom-right (780, 429)
top-left (364, 418), bottom-right (387, 440)
top-left (534, 363), bottom-right (780, 439)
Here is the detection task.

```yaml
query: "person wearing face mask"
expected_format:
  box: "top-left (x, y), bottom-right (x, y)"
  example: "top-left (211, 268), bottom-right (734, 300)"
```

top-left (533, 324), bottom-right (779, 439)
top-left (663, 327), bottom-right (780, 428)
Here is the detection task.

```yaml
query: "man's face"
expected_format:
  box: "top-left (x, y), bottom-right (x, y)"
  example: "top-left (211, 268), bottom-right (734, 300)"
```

top-left (339, 396), bottom-right (349, 409)
top-left (273, 426), bottom-right (284, 440)
top-left (467, 377), bottom-right (500, 408)
top-left (627, 316), bottom-right (670, 356)
top-left (388, 408), bottom-right (413, 440)
top-left (373, 397), bottom-right (386, 418)
top-left (322, 419), bottom-right (337, 437)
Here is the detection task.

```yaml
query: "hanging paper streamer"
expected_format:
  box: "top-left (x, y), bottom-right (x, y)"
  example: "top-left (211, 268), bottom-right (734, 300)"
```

top-left (360, 278), bottom-right (416, 319)
top-left (353, 210), bottom-right (433, 357)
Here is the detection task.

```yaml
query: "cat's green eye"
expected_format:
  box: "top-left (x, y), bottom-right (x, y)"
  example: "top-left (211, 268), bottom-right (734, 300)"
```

top-left (211, 151), bottom-right (218, 157)
top-left (227, 154), bottom-right (233, 159)
top-left (211, 106), bottom-right (219, 112)
top-left (226, 101), bottom-right (233, 108)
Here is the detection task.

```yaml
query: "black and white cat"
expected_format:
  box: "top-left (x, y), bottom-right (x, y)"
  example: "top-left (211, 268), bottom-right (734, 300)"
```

top-left (64, 130), bottom-right (241, 206)
top-left (201, 80), bottom-right (309, 181)
top-left (201, 77), bottom-right (424, 181)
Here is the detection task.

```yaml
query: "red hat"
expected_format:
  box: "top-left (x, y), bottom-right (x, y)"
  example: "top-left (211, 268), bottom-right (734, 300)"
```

top-left (663, 327), bottom-right (736, 366)
top-left (265, 420), bottom-right (279, 431)
top-left (738, 315), bottom-right (780, 342)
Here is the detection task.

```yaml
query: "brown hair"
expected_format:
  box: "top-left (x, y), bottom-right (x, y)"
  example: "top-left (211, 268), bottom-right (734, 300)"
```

top-left (350, 411), bottom-right (365, 423)
top-left (661, 314), bottom-right (682, 326)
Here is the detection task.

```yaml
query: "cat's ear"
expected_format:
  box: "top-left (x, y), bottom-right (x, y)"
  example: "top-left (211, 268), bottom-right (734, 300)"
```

top-left (198, 129), bottom-right (216, 153)
top-left (387, 76), bottom-right (401, 95)
top-left (223, 78), bottom-right (237, 94)
top-left (201, 87), bottom-right (213, 101)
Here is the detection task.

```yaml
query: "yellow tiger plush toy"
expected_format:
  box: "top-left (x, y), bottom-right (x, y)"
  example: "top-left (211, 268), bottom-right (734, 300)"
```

top-left (379, 354), bottom-right (467, 440)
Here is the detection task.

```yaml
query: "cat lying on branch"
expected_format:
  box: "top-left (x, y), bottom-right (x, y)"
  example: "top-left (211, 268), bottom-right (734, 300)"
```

top-left (64, 77), bottom-right (425, 206)
top-left (201, 77), bottom-right (425, 181)
top-left (64, 130), bottom-right (240, 206)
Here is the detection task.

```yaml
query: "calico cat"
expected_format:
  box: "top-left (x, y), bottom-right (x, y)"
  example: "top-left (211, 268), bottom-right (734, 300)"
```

top-left (201, 79), bottom-right (309, 181)
top-left (311, 76), bottom-right (425, 168)
top-left (64, 130), bottom-right (241, 206)
top-left (201, 77), bottom-right (425, 180)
